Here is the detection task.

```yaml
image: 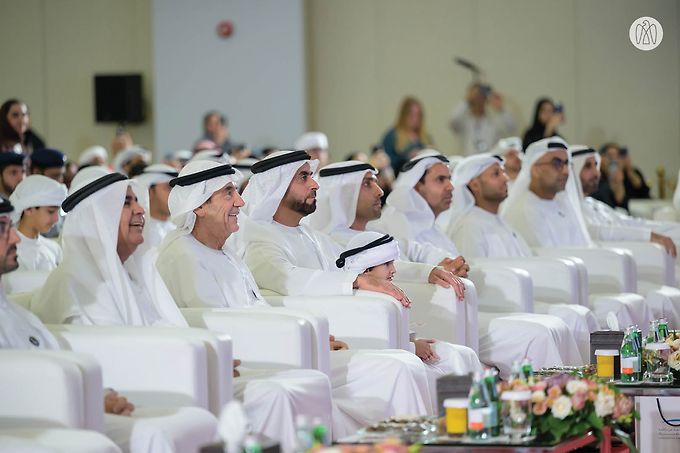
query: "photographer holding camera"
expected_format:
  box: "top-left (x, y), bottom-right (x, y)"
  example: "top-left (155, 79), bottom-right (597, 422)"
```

top-left (593, 143), bottom-right (651, 211)
top-left (450, 82), bottom-right (517, 155)
top-left (521, 97), bottom-right (565, 150)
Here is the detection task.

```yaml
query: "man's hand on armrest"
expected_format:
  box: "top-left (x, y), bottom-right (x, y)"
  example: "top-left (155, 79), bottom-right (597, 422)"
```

top-left (428, 267), bottom-right (466, 300)
top-left (353, 274), bottom-right (412, 308)
top-left (104, 389), bottom-right (135, 416)
top-left (329, 335), bottom-right (349, 351)
top-left (651, 232), bottom-right (677, 258)
top-left (438, 256), bottom-right (470, 278)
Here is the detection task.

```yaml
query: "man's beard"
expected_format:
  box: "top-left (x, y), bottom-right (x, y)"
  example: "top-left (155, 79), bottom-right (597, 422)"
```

top-left (0, 250), bottom-right (19, 275)
top-left (290, 198), bottom-right (316, 216)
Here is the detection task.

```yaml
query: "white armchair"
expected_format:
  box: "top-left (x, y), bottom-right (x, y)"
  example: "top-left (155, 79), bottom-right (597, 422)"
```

top-left (0, 350), bottom-right (120, 452)
top-left (394, 279), bottom-right (478, 353)
top-left (599, 241), bottom-right (676, 287)
top-left (46, 325), bottom-right (232, 416)
top-left (473, 257), bottom-right (582, 306)
top-left (181, 307), bottom-right (328, 374)
top-left (0, 428), bottom-right (121, 453)
top-left (0, 350), bottom-right (104, 431)
top-left (534, 246), bottom-right (637, 293)
top-left (263, 291), bottom-right (409, 351)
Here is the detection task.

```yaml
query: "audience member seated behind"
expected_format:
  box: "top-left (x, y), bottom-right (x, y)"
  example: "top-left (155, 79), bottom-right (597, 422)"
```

top-left (521, 97), bottom-right (564, 151)
top-left (381, 96), bottom-right (434, 175)
top-left (0, 99), bottom-right (46, 153)
top-left (592, 143), bottom-right (650, 211)
top-left (197, 110), bottom-right (232, 155)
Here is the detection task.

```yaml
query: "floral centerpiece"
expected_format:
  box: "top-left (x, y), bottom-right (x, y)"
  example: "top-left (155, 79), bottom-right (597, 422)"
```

top-left (498, 373), bottom-right (637, 451)
top-left (665, 330), bottom-right (680, 381)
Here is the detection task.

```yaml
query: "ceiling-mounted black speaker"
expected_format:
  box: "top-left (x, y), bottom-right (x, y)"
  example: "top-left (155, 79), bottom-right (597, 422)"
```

top-left (94, 74), bottom-right (144, 123)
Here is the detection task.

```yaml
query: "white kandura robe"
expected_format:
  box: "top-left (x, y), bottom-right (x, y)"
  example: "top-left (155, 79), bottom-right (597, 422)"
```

top-left (503, 190), bottom-right (652, 329)
top-left (4, 232), bottom-right (62, 295)
top-left (582, 196), bottom-right (680, 242)
top-left (156, 233), bottom-right (335, 450)
top-left (143, 217), bottom-right (176, 250)
top-left (158, 233), bottom-right (437, 438)
top-left (372, 201), bottom-right (584, 373)
top-left (241, 221), bottom-right (486, 405)
top-left (580, 197), bottom-right (680, 326)
top-left (0, 290), bottom-right (217, 453)
top-left (451, 206), bottom-right (599, 361)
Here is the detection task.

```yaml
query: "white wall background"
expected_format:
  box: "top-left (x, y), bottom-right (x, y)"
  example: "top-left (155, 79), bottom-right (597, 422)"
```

top-left (152, 0), bottom-right (307, 156)
top-left (1, 0), bottom-right (678, 196)
top-left (307, 0), bottom-right (680, 195)
top-left (0, 0), bottom-right (154, 159)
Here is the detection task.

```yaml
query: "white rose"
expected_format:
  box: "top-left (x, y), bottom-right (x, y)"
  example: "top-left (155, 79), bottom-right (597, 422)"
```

top-left (551, 395), bottom-right (572, 420)
top-left (566, 380), bottom-right (587, 395)
top-left (531, 390), bottom-right (546, 403)
top-left (594, 392), bottom-right (615, 418)
top-left (669, 350), bottom-right (680, 371)
top-left (672, 339), bottom-right (680, 351)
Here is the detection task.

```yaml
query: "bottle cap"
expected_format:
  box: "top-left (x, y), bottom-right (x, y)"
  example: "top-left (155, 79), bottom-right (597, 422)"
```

top-left (444, 398), bottom-right (468, 408)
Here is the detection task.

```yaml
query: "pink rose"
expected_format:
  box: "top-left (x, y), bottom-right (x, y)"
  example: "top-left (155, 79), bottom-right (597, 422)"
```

top-left (587, 390), bottom-right (597, 402)
top-left (533, 400), bottom-right (548, 416)
top-left (548, 385), bottom-right (562, 400)
top-left (571, 392), bottom-right (587, 411)
top-left (532, 381), bottom-right (548, 392)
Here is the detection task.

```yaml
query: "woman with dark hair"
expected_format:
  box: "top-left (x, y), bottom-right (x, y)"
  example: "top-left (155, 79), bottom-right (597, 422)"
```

top-left (521, 97), bottom-right (564, 150)
top-left (0, 99), bottom-right (45, 153)
top-left (380, 96), bottom-right (434, 174)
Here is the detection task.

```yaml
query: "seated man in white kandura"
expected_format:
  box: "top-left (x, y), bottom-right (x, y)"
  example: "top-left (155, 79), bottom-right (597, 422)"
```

top-left (355, 151), bottom-right (583, 371)
top-left (235, 151), bottom-right (438, 426)
top-left (500, 137), bottom-right (652, 329)
top-left (571, 145), bottom-right (680, 327)
top-left (30, 167), bottom-right (333, 452)
top-left (156, 159), bottom-right (438, 438)
top-left (446, 153), bottom-right (598, 359)
top-left (0, 196), bottom-right (217, 453)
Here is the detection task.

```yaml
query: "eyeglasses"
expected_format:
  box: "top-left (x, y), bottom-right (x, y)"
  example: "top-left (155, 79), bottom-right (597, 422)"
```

top-left (536, 157), bottom-right (569, 171)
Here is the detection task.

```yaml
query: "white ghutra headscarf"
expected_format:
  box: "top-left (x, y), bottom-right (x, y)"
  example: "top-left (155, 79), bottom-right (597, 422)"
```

top-left (31, 168), bottom-right (187, 326)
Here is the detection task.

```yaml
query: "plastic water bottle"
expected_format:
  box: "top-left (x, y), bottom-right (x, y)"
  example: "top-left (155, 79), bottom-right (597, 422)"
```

top-left (294, 415), bottom-right (313, 453)
top-left (467, 371), bottom-right (492, 440)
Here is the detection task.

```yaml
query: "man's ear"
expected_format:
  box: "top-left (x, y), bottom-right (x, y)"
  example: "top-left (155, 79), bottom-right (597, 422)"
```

top-left (468, 177), bottom-right (481, 196)
top-left (193, 205), bottom-right (206, 218)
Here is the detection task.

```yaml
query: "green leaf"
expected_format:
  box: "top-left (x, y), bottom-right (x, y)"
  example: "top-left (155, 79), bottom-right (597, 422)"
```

top-left (613, 427), bottom-right (639, 453)
top-left (587, 412), bottom-right (604, 430)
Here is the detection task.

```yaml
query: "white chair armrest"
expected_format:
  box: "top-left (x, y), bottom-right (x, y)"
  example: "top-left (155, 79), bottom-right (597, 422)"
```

top-left (47, 325), bottom-right (221, 412)
top-left (265, 292), bottom-right (405, 350)
top-left (0, 350), bottom-right (104, 431)
top-left (473, 257), bottom-right (581, 305)
top-left (393, 280), bottom-right (473, 349)
top-left (0, 428), bottom-right (121, 453)
top-left (467, 266), bottom-right (534, 312)
top-left (599, 241), bottom-right (676, 287)
top-left (182, 307), bottom-right (314, 369)
top-left (533, 246), bottom-right (638, 293)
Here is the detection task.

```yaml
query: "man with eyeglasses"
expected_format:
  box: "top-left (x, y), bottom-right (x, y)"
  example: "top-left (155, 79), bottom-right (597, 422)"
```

top-left (501, 136), bottom-right (589, 246)
top-left (501, 137), bottom-right (651, 328)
